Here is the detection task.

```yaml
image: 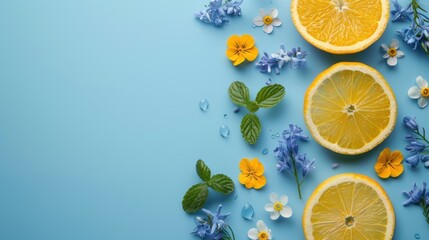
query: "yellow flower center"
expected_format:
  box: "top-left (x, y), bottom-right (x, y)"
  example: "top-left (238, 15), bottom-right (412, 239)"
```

top-left (263, 16), bottom-right (273, 25)
top-left (274, 202), bottom-right (283, 211)
top-left (258, 231), bottom-right (268, 240)
top-left (388, 47), bottom-right (397, 57)
top-left (422, 87), bottom-right (429, 97)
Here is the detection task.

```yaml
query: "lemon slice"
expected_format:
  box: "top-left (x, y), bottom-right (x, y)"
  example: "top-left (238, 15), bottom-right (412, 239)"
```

top-left (304, 62), bottom-right (397, 155)
top-left (291, 0), bottom-right (390, 54)
top-left (303, 173), bottom-right (395, 240)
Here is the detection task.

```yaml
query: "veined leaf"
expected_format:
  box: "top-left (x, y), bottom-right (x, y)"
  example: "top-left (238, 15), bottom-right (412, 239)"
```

top-left (256, 84), bottom-right (285, 108)
top-left (207, 174), bottom-right (234, 194)
top-left (240, 113), bottom-right (262, 144)
top-left (228, 81), bottom-right (250, 107)
top-left (196, 159), bottom-right (211, 182)
top-left (182, 183), bottom-right (208, 213)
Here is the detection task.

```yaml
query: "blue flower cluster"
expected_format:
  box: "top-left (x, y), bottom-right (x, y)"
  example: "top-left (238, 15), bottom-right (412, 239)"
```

top-left (403, 116), bottom-right (429, 168)
top-left (403, 182), bottom-right (429, 206)
top-left (191, 205), bottom-right (234, 240)
top-left (195, 0), bottom-right (243, 27)
top-left (256, 45), bottom-right (307, 75)
top-left (392, 0), bottom-right (429, 53)
top-left (274, 124), bottom-right (315, 199)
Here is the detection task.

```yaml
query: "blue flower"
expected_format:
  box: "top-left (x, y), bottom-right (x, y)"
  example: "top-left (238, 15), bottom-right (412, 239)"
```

top-left (195, 0), bottom-right (229, 27)
top-left (404, 116), bottom-right (419, 132)
top-left (224, 0), bottom-right (243, 16)
top-left (285, 123), bottom-right (309, 141)
top-left (191, 205), bottom-right (231, 240)
top-left (405, 154), bottom-right (421, 168)
top-left (287, 47), bottom-right (307, 70)
top-left (271, 44), bottom-right (291, 69)
top-left (406, 141), bottom-right (426, 154)
top-left (297, 154), bottom-right (315, 177)
top-left (403, 182), bottom-right (428, 206)
top-left (391, 0), bottom-right (413, 22)
top-left (256, 52), bottom-right (280, 74)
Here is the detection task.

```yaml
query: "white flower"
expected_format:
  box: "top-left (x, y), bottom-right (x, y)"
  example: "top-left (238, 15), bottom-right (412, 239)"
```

top-left (248, 220), bottom-right (272, 240)
top-left (408, 76), bottom-right (429, 108)
top-left (264, 192), bottom-right (293, 220)
top-left (381, 39), bottom-right (404, 66)
top-left (253, 9), bottom-right (282, 34)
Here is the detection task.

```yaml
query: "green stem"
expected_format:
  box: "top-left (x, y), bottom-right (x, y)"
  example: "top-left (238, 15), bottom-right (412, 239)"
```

top-left (228, 225), bottom-right (235, 240)
top-left (415, 128), bottom-right (429, 145)
top-left (291, 154), bottom-right (302, 199)
top-left (419, 200), bottom-right (429, 224)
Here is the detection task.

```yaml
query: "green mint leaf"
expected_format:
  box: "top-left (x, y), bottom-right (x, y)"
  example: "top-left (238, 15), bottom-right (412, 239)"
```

top-left (207, 174), bottom-right (234, 194)
top-left (246, 100), bottom-right (259, 113)
top-left (228, 81), bottom-right (250, 107)
top-left (182, 183), bottom-right (209, 213)
top-left (196, 159), bottom-right (211, 182)
top-left (255, 84), bottom-right (285, 108)
top-left (240, 113), bottom-right (261, 144)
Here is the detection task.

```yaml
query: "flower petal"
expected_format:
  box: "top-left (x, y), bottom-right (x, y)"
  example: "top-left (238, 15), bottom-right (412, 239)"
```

top-left (263, 24), bottom-right (273, 34)
top-left (270, 192), bottom-right (278, 203)
top-left (416, 76), bottom-right (428, 88)
top-left (382, 53), bottom-right (389, 58)
top-left (279, 194), bottom-right (288, 205)
top-left (391, 39), bottom-right (399, 49)
top-left (239, 158), bottom-right (251, 172)
top-left (381, 43), bottom-right (389, 51)
top-left (271, 18), bottom-right (282, 26)
top-left (390, 164), bottom-right (404, 177)
top-left (280, 205), bottom-right (293, 218)
top-left (240, 34), bottom-right (255, 49)
top-left (408, 86), bottom-right (422, 99)
top-left (374, 161), bottom-right (386, 174)
top-left (265, 203), bottom-right (274, 212)
top-left (396, 50), bottom-right (405, 58)
top-left (378, 148), bottom-right (389, 164)
top-left (239, 173), bottom-right (250, 185)
top-left (243, 46), bottom-right (259, 61)
top-left (257, 220), bottom-right (267, 232)
top-left (270, 211), bottom-right (280, 220)
top-left (250, 158), bottom-right (264, 175)
top-left (377, 166), bottom-right (391, 178)
top-left (387, 56), bottom-right (397, 66)
top-left (248, 228), bottom-right (259, 240)
top-left (270, 8), bottom-right (279, 18)
top-left (233, 55), bottom-right (246, 66)
top-left (418, 97), bottom-right (428, 108)
top-left (259, 9), bottom-right (267, 17)
top-left (253, 16), bottom-right (264, 26)
top-left (390, 150), bottom-right (404, 164)
top-left (227, 35), bottom-right (240, 48)
top-left (254, 175), bottom-right (266, 189)
top-left (245, 176), bottom-right (256, 188)
top-left (226, 48), bottom-right (239, 61)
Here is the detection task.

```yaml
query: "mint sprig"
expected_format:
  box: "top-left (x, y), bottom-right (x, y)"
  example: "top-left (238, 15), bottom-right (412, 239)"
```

top-left (182, 160), bottom-right (234, 213)
top-left (228, 81), bottom-right (285, 144)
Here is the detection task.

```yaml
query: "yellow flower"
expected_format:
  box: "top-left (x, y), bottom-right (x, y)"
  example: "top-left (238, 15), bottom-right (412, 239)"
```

top-left (226, 34), bottom-right (259, 66)
top-left (239, 158), bottom-right (266, 189)
top-left (374, 148), bottom-right (404, 179)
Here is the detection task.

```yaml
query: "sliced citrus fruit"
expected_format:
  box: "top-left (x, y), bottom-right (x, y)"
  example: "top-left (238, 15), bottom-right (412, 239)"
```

top-left (303, 173), bottom-right (395, 240)
top-left (304, 62), bottom-right (397, 155)
top-left (291, 0), bottom-right (390, 54)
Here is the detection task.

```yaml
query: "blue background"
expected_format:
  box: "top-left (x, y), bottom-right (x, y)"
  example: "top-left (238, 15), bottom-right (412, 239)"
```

top-left (0, 0), bottom-right (428, 239)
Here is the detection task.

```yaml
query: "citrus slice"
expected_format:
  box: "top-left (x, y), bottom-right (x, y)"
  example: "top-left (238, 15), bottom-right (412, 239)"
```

top-left (291, 0), bottom-right (390, 54)
top-left (304, 62), bottom-right (397, 155)
top-left (303, 173), bottom-right (395, 240)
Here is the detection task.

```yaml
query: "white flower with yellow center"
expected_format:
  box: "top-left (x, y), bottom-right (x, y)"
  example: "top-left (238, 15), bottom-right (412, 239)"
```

top-left (264, 192), bottom-right (292, 220)
top-left (248, 220), bottom-right (272, 240)
top-left (253, 9), bottom-right (282, 34)
top-left (408, 76), bottom-right (429, 108)
top-left (381, 39), bottom-right (404, 66)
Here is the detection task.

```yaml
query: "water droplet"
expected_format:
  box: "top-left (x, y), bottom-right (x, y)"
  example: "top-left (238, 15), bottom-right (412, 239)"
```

top-left (271, 134), bottom-right (276, 139)
top-left (241, 203), bottom-right (254, 220)
top-left (220, 125), bottom-right (230, 138)
top-left (199, 99), bottom-right (209, 111)
top-left (233, 106), bottom-right (240, 113)
top-left (415, 233), bottom-right (420, 239)
top-left (224, 114), bottom-right (228, 118)
top-left (425, 161), bottom-right (429, 168)
top-left (276, 133), bottom-right (280, 138)
top-left (331, 163), bottom-right (340, 169)
top-left (252, 24), bottom-right (257, 28)
top-left (234, 194), bottom-right (238, 200)
top-left (262, 148), bottom-right (269, 155)
top-left (266, 78), bottom-right (272, 85)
